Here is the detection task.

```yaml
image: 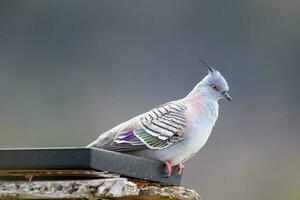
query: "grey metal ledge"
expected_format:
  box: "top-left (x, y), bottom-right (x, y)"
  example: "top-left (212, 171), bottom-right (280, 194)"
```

top-left (0, 147), bottom-right (181, 185)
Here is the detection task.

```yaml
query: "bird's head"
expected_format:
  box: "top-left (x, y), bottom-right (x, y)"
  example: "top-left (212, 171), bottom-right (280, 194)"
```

top-left (193, 59), bottom-right (232, 101)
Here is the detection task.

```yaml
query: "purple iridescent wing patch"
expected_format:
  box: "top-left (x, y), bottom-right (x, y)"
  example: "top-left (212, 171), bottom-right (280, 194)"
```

top-left (116, 130), bottom-right (136, 141)
top-left (114, 129), bottom-right (145, 147)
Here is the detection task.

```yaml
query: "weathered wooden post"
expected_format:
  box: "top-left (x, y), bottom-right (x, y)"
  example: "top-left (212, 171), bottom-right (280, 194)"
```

top-left (0, 147), bottom-right (200, 199)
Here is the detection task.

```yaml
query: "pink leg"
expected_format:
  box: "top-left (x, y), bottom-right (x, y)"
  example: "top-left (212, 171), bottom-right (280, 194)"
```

top-left (164, 160), bottom-right (172, 177)
top-left (175, 163), bottom-right (185, 175)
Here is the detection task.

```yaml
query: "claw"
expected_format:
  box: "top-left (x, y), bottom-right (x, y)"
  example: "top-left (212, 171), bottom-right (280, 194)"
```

top-left (175, 163), bottom-right (184, 175)
top-left (164, 160), bottom-right (172, 177)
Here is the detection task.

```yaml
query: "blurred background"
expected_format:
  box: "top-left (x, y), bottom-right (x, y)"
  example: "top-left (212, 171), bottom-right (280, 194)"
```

top-left (0, 1), bottom-right (299, 199)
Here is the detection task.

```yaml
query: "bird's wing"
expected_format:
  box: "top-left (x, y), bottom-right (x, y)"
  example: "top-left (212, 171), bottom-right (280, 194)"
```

top-left (88, 101), bottom-right (188, 152)
top-left (111, 101), bottom-right (188, 151)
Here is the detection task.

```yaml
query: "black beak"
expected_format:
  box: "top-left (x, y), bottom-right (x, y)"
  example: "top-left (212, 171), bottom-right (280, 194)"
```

top-left (222, 91), bottom-right (232, 101)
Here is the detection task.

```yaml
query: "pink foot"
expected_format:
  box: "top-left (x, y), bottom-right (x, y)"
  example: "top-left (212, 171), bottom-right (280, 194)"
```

top-left (164, 160), bottom-right (172, 177)
top-left (175, 163), bottom-right (184, 175)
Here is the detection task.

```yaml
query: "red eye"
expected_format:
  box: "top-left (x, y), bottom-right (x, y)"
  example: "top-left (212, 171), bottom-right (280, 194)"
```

top-left (212, 85), bottom-right (220, 91)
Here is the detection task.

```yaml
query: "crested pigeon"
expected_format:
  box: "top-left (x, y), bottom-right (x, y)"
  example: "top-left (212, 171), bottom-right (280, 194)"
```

top-left (88, 60), bottom-right (231, 176)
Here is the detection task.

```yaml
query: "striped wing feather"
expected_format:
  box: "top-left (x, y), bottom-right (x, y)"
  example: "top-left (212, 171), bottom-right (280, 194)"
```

top-left (134, 102), bottom-right (187, 149)
top-left (113, 101), bottom-right (188, 150)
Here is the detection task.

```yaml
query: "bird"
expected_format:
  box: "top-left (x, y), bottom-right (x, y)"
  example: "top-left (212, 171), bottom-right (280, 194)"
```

top-left (88, 59), bottom-right (231, 177)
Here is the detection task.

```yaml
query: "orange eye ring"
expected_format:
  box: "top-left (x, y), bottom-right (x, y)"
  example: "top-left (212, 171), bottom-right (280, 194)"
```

top-left (212, 84), bottom-right (220, 92)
